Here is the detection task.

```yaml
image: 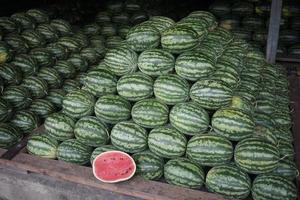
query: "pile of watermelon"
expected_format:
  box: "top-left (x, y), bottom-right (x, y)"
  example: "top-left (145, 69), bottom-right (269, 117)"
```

top-left (0, 1), bottom-right (151, 149)
top-left (0, 1), bottom-right (298, 199)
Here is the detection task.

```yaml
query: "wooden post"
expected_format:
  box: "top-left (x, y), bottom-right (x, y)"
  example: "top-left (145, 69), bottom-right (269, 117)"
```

top-left (266, 0), bottom-right (282, 63)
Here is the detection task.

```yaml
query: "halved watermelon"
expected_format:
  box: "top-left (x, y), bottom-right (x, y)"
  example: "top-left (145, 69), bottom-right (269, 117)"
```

top-left (92, 151), bottom-right (136, 183)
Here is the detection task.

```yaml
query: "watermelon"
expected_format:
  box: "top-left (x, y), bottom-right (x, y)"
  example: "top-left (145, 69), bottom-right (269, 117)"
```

top-left (95, 11), bottom-right (111, 24)
top-left (93, 151), bottom-right (136, 183)
top-left (53, 60), bottom-right (76, 79)
top-left (11, 54), bottom-right (38, 76)
top-left (3, 33), bottom-right (29, 54)
top-left (29, 99), bottom-right (56, 119)
top-left (80, 47), bottom-right (101, 65)
top-left (148, 16), bottom-right (175, 33)
top-left (186, 134), bottom-right (233, 166)
top-left (44, 113), bottom-right (75, 141)
top-left (148, 126), bottom-right (186, 158)
top-left (271, 158), bottom-right (299, 180)
top-left (137, 49), bottom-right (175, 76)
top-left (26, 9), bottom-right (49, 24)
top-left (154, 74), bottom-right (190, 105)
top-left (131, 99), bottom-right (169, 128)
top-left (104, 46), bottom-right (138, 76)
top-left (57, 36), bottom-right (81, 53)
top-left (118, 25), bottom-right (131, 39)
top-left (177, 17), bottom-right (208, 38)
top-left (252, 174), bottom-right (297, 200)
top-left (169, 101), bottom-right (209, 135)
top-left (0, 41), bottom-right (13, 64)
top-left (0, 17), bottom-right (21, 33)
top-left (0, 98), bottom-right (12, 122)
top-left (35, 23), bottom-right (59, 42)
top-left (21, 29), bottom-right (46, 48)
top-left (101, 23), bottom-right (117, 37)
top-left (37, 67), bottom-right (63, 89)
top-left (190, 79), bottom-right (233, 110)
top-left (2, 85), bottom-right (32, 110)
top-left (45, 89), bottom-right (66, 109)
top-left (74, 116), bottom-right (109, 147)
top-left (46, 43), bottom-right (69, 60)
top-left (73, 32), bottom-right (89, 48)
top-left (0, 123), bottom-right (23, 148)
top-left (22, 76), bottom-right (48, 98)
top-left (83, 23), bottom-right (101, 36)
top-left (29, 48), bottom-right (54, 67)
top-left (205, 163), bottom-right (251, 199)
top-left (117, 72), bottom-right (153, 101)
top-left (112, 13), bottom-right (129, 25)
top-left (57, 139), bottom-right (93, 165)
top-left (90, 145), bottom-right (118, 164)
top-left (0, 63), bottom-right (22, 85)
top-left (10, 110), bottom-right (40, 133)
top-left (132, 150), bottom-right (164, 180)
top-left (50, 19), bottom-right (73, 36)
top-left (62, 79), bottom-right (81, 93)
top-left (161, 25), bottom-right (199, 54)
top-left (253, 125), bottom-right (278, 146)
top-left (175, 51), bottom-right (215, 81)
top-left (111, 121), bottom-right (147, 153)
top-left (95, 95), bottom-right (131, 124)
top-left (164, 158), bottom-right (204, 189)
top-left (234, 138), bottom-right (280, 174)
top-left (126, 23), bottom-right (160, 52)
top-left (12, 12), bottom-right (35, 29)
top-left (62, 89), bottom-right (95, 119)
top-left (67, 54), bottom-right (88, 72)
top-left (105, 36), bottom-right (123, 49)
top-left (130, 11), bottom-right (148, 25)
top-left (26, 134), bottom-right (58, 159)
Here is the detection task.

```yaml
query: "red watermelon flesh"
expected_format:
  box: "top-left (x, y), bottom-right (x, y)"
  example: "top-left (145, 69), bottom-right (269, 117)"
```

top-left (92, 151), bottom-right (136, 183)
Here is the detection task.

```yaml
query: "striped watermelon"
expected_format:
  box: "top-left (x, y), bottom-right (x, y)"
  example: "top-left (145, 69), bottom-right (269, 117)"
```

top-left (74, 116), bottom-right (109, 147)
top-left (271, 158), bottom-right (299, 180)
top-left (73, 32), bottom-right (89, 48)
top-left (37, 67), bottom-right (63, 89)
top-left (45, 89), bottom-right (66, 109)
top-left (46, 43), bottom-right (69, 60)
top-left (67, 54), bottom-right (88, 72)
top-left (83, 69), bottom-right (117, 97)
top-left (148, 126), bottom-right (187, 158)
top-left (26, 134), bottom-right (58, 159)
top-left (161, 25), bottom-right (199, 54)
top-left (175, 51), bottom-right (215, 81)
top-left (26, 9), bottom-right (49, 24)
top-left (2, 85), bottom-right (32, 110)
top-left (62, 79), bottom-right (81, 93)
top-left (137, 49), bottom-right (175, 76)
top-left (83, 23), bottom-right (101, 36)
top-left (234, 138), bottom-right (280, 174)
top-left (35, 23), bottom-right (59, 42)
top-left (252, 174), bottom-right (297, 200)
top-left (0, 123), bottom-right (23, 148)
top-left (10, 110), bottom-right (40, 133)
top-left (131, 99), bottom-right (169, 128)
top-left (154, 74), bottom-right (190, 105)
top-left (110, 121), bottom-right (147, 153)
top-left (118, 25), bottom-right (131, 39)
top-left (148, 16), bottom-right (175, 33)
top-left (95, 11), bottom-right (111, 24)
top-left (95, 95), bottom-right (131, 124)
top-left (22, 76), bottom-right (48, 98)
top-left (62, 89), bottom-right (95, 119)
top-left (0, 98), bottom-right (12, 122)
top-left (11, 12), bottom-right (36, 30)
top-left (80, 47), bottom-right (101, 65)
top-left (101, 23), bottom-right (117, 37)
top-left (44, 113), bottom-right (75, 141)
top-left (53, 60), bottom-right (76, 79)
top-left (29, 99), bottom-right (56, 119)
top-left (0, 63), bottom-right (22, 85)
top-left (3, 33), bottom-right (29, 54)
top-left (21, 29), bottom-right (46, 48)
top-left (169, 101), bottom-right (209, 135)
top-left (11, 54), bottom-right (38, 76)
top-left (90, 145), bottom-right (118, 164)
top-left (190, 79), bottom-right (233, 110)
top-left (117, 72), bottom-right (153, 101)
top-left (186, 134), bottom-right (233, 166)
top-left (29, 48), bottom-right (54, 67)
top-left (126, 23), bottom-right (160, 52)
top-left (253, 125), bottom-right (278, 146)
top-left (0, 17), bottom-right (21, 33)
top-left (164, 158), bottom-right (204, 188)
top-left (0, 40), bottom-right (12, 64)
top-left (205, 163), bottom-right (251, 199)
top-left (212, 107), bottom-right (255, 141)
top-left (105, 36), bottom-right (123, 49)
top-left (132, 150), bottom-right (164, 180)
top-left (57, 36), bottom-right (81, 53)
top-left (50, 19), bottom-right (73, 36)
top-left (57, 139), bottom-right (93, 165)
top-left (104, 46), bottom-right (138, 76)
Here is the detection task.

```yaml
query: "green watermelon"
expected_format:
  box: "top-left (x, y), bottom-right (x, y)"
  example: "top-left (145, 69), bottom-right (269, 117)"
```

top-left (11, 54), bottom-right (38, 76)
top-left (131, 99), bottom-right (169, 128)
top-left (0, 123), bottom-right (23, 148)
top-left (95, 11), bottom-right (111, 24)
top-left (0, 97), bottom-right (13, 122)
top-left (62, 79), bottom-right (81, 93)
top-left (164, 158), bottom-right (204, 189)
top-left (110, 121), bottom-right (147, 153)
top-left (35, 23), bottom-right (59, 42)
top-left (148, 16), bottom-right (175, 33)
top-left (50, 19), bottom-right (73, 36)
top-left (74, 116), bottom-right (109, 147)
top-left (271, 158), bottom-right (299, 180)
top-left (101, 23), bottom-right (117, 37)
top-left (80, 47), bottom-right (101, 65)
top-left (83, 23), bottom-right (101, 36)
top-left (3, 33), bottom-right (29, 54)
top-left (53, 60), bottom-right (76, 79)
top-left (29, 48), bottom-right (54, 67)
top-left (37, 67), bottom-right (63, 89)
top-left (148, 126), bottom-right (187, 158)
top-left (26, 134), bottom-right (58, 159)
top-left (132, 150), bottom-right (164, 180)
top-left (2, 85), bottom-right (32, 110)
top-left (57, 36), bottom-right (81, 53)
top-left (95, 95), bottom-right (131, 124)
top-left (44, 113), bottom-right (75, 141)
top-left (21, 29), bottom-right (46, 48)
top-left (67, 54), bottom-right (88, 72)
top-left (26, 9), bottom-right (49, 24)
top-left (0, 63), bottom-right (22, 85)
top-left (10, 110), bottom-right (40, 133)
top-left (22, 76), bottom-right (48, 98)
top-left (29, 99), bottom-right (56, 119)
top-left (46, 43), bottom-right (69, 60)
top-left (0, 17), bottom-right (21, 33)
top-left (90, 145), bottom-right (118, 164)
top-left (45, 89), bottom-right (66, 109)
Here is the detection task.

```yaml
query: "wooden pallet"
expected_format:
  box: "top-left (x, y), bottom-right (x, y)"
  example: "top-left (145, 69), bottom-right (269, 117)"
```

top-left (1, 75), bottom-right (300, 200)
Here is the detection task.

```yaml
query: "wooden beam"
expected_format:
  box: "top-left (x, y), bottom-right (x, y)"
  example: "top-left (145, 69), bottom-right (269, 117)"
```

top-left (0, 152), bottom-right (231, 200)
top-left (266, 0), bottom-right (282, 63)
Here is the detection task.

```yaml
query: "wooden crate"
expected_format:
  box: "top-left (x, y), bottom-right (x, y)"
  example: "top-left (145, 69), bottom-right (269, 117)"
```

top-left (1, 75), bottom-right (300, 200)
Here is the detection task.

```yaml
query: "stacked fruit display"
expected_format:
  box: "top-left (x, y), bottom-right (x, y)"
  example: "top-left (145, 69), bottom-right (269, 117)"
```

top-left (23, 9), bottom-right (298, 199)
top-left (210, 0), bottom-right (300, 56)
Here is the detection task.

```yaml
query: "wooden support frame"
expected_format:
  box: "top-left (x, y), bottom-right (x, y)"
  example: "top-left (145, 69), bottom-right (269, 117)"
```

top-left (266, 0), bottom-right (282, 63)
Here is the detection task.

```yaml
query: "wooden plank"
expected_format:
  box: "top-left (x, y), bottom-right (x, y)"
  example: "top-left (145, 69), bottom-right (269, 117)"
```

top-left (0, 153), bottom-right (231, 200)
top-left (266, 0), bottom-right (282, 63)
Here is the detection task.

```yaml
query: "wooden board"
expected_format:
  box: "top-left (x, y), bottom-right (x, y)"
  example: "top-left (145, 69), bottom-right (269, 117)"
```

top-left (0, 151), bottom-right (231, 200)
